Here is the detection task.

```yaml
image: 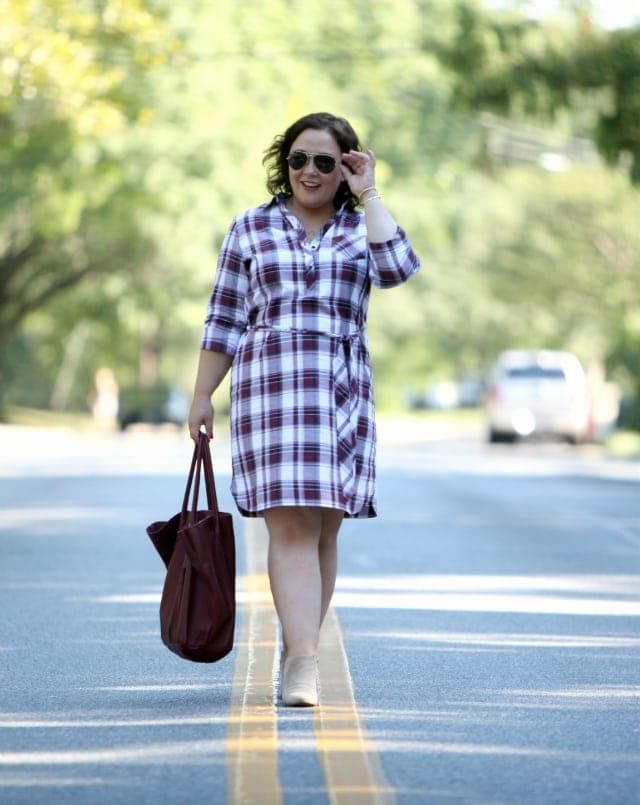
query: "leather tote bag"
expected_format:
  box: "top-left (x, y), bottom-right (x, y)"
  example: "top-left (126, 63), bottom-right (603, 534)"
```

top-left (147, 432), bottom-right (236, 662)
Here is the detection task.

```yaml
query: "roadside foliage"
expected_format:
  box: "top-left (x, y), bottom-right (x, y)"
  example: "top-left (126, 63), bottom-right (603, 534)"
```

top-left (1, 0), bottom-right (639, 426)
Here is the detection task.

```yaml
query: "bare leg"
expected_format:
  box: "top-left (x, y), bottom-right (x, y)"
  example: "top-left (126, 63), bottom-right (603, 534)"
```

top-left (264, 506), bottom-right (343, 657)
top-left (318, 509), bottom-right (343, 626)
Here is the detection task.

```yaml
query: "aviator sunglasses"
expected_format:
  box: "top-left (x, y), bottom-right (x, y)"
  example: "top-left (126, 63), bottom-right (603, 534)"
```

top-left (286, 150), bottom-right (338, 174)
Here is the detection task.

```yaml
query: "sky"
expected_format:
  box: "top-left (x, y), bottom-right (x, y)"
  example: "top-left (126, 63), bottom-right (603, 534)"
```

top-left (483, 0), bottom-right (640, 29)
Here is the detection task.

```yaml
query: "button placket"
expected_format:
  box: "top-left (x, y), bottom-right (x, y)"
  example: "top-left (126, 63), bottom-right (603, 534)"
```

top-left (303, 238), bottom-right (318, 288)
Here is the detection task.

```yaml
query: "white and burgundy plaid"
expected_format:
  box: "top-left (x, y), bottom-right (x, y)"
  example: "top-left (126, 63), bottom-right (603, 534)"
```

top-left (202, 196), bottom-right (420, 518)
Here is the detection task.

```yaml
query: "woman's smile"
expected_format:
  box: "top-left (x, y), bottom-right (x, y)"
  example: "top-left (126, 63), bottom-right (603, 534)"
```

top-left (288, 128), bottom-right (343, 215)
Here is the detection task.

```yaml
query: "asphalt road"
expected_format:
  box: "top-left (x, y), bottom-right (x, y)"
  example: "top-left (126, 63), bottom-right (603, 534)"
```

top-left (0, 424), bottom-right (638, 804)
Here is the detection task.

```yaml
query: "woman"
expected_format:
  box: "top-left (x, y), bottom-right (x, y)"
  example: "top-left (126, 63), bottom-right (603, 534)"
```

top-left (188, 112), bottom-right (420, 706)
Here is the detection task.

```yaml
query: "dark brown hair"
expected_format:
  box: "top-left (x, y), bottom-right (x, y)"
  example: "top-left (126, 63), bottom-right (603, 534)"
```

top-left (263, 112), bottom-right (361, 210)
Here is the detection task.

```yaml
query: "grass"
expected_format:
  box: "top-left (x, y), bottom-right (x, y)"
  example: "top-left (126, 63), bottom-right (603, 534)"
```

top-left (605, 429), bottom-right (640, 459)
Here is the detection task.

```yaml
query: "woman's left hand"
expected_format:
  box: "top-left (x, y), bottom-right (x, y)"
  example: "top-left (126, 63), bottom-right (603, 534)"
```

top-left (340, 149), bottom-right (376, 200)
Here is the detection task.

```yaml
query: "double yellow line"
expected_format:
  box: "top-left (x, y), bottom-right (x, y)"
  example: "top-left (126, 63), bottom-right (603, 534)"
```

top-left (226, 519), bottom-right (395, 804)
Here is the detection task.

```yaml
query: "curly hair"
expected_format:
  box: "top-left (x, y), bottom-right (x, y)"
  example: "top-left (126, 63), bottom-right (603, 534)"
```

top-left (263, 112), bottom-right (362, 210)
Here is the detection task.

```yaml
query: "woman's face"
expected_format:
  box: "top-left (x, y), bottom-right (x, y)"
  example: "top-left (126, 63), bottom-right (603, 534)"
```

top-left (287, 128), bottom-right (344, 215)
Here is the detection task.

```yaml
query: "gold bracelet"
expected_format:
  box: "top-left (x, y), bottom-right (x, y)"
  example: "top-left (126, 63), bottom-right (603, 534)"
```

top-left (362, 194), bottom-right (382, 207)
top-left (357, 186), bottom-right (376, 202)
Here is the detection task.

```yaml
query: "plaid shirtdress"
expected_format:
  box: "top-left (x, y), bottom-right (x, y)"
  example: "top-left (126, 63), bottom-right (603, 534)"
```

top-left (201, 195), bottom-right (420, 518)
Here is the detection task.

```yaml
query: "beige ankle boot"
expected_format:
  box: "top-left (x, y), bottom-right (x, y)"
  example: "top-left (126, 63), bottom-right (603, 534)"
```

top-left (282, 655), bottom-right (318, 707)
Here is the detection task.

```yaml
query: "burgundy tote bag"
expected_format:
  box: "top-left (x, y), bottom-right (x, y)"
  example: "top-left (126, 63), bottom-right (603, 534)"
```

top-left (147, 432), bottom-right (236, 662)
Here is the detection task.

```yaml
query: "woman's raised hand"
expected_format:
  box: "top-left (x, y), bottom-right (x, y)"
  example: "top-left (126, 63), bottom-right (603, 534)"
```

top-left (340, 149), bottom-right (377, 200)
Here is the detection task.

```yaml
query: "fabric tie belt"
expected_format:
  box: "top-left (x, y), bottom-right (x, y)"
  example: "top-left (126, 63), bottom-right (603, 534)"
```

top-left (247, 324), bottom-right (364, 342)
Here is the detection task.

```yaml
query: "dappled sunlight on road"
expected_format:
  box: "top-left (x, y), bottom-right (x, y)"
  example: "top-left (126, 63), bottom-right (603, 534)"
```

top-left (379, 439), bottom-right (640, 482)
top-left (333, 573), bottom-right (640, 616)
top-left (346, 738), bottom-right (640, 763)
top-left (0, 709), bottom-right (228, 729)
top-left (0, 738), bottom-right (230, 766)
top-left (354, 630), bottom-right (640, 650)
top-left (1, 425), bottom-right (638, 802)
top-left (0, 424), bottom-right (232, 478)
top-left (0, 507), bottom-right (146, 534)
top-left (87, 572), bottom-right (640, 617)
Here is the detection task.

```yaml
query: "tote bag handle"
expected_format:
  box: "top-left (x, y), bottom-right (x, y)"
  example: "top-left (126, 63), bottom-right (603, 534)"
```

top-left (180, 432), bottom-right (220, 523)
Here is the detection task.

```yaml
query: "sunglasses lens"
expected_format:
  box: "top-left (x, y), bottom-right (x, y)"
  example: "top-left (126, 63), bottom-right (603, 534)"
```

top-left (287, 151), bottom-right (337, 173)
top-left (314, 155), bottom-right (336, 173)
top-left (288, 152), bottom-right (308, 170)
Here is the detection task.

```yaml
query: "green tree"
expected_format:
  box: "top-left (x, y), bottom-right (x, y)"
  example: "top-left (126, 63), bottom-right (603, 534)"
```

top-left (0, 0), bottom-right (177, 411)
top-left (434, 1), bottom-right (640, 181)
top-left (3, 0), bottom-right (639, 429)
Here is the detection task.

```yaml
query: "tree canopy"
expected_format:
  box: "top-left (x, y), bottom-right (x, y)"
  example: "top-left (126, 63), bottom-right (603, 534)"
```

top-left (2, 0), bottom-right (639, 426)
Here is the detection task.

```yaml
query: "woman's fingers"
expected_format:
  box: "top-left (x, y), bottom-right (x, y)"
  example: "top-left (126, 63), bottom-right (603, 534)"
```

top-left (342, 149), bottom-right (376, 173)
top-left (188, 397), bottom-right (214, 441)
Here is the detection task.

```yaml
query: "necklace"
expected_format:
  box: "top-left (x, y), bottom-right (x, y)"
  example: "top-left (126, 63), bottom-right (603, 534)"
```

top-left (285, 198), bottom-right (328, 242)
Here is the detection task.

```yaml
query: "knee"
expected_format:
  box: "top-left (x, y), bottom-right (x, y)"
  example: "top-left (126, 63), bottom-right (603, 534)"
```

top-left (265, 507), bottom-right (322, 544)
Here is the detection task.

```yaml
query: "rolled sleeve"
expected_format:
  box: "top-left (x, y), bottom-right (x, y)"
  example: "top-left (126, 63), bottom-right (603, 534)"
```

top-left (368, 226), bottom-right (421, 289)
top-left (201, 221), bottom-right (249, 356)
